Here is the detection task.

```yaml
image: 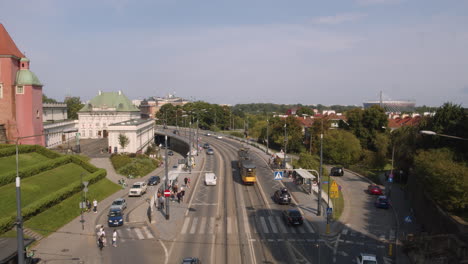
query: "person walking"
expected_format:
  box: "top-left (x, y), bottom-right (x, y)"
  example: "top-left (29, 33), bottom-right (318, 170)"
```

top-left (98, 235), bottom-right (104, 251)
top-left (86, 200), bottom-right (91, 212)
top-left (159, 195), bottom-right (165, 210)
top-left (184, 177), bottom-right (188, 187)
top-left (112, 229), bottom-right (117, 247)
top-left (180, 189), bottom-right (185, 202)
top-left (187, 178), bottom-right (191, 188)
top-left (177, 192), bottom-right (181, 203)
top-left (93, 199), bottom-right (98, 213)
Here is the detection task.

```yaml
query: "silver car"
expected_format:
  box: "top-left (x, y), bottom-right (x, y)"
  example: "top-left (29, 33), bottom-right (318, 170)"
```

top-left (110, 198), bottom-right (127, 211)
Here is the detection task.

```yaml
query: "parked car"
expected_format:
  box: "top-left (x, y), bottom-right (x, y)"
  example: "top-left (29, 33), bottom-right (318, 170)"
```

top-left (148, 176), bottom-right (161, 186)
top-left (282, 209), bottom-right (304, 226)
top-left (203, 143), bottom-right (210, 149)
top-left (206, 148), bottom-right (214, 155)
top-left (274, 188), bottom-right (292, 205)
top-left (107, 208), bottom-right (124, 227)
top-left (330, 167), bottom-right (344, 176)
top-left (356, 253), bottom-right (378, 264)
top-left (110, 198), bottom-right (127, 211)
top-left (182, 257), bottom-right (201, 264)
top-left (375, 195), bottom-right (390, 209)
top-left (129, 181), bottom-right (148, 197)
top-left (367, 184), bottom-right (384, 195)
top-left (168, 150), bottom-right (174, 156)
top-left (216, 135), bottom-right (223, 139)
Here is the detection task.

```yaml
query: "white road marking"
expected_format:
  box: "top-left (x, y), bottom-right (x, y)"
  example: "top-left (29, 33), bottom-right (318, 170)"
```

top-left (117, 230), bottom-right (125, 242)
top-left (267, 239), bottom-right (275, 242)
top-left (260, 217), bottom-right (269, 233)
top-left (345, 240), bottom-right (353, 244)
top-left (142, 226), bottom-right (154, 239)
top-left (208, 217), bottom-right (215, 234)
top-left (227, 216), bottom-right (232, 234)
top-left (134, 228), bottom-right (145, 240)
top-left (341, 228), bottom-right (349, 235)
top-left (268, 216), bottom-right (278, 233)
top-left (276, 216), bottom-right (287, 233)
top-left (181, 217), bottom-right (190, 234)
top-left (303, 221), bottom-right (315, 233)
top-left (199, 217), bottom-right (207, 234)
top-left (288, 239), bottom-right (296, 242)
top-left (190, 217), bottom-right (199, 234)
top-left (159, 239), bottom-right (169, 264)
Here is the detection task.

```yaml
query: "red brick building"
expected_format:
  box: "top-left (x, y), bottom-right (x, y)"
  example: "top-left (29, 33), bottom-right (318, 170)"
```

top-left (0, 24), bottom-right (44, 145)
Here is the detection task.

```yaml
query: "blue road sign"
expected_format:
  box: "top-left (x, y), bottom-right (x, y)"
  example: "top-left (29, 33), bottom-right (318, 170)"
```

top-left (274, 171), bottom-right (283, 180)
top-left (323, 181), bottom-right (329, 184)
top-left (388, 177), bottom-right (393, 183)
top-left (404, 216), bottom-right (412, 223)
top-left (326, 207), bottom-right (333, 215)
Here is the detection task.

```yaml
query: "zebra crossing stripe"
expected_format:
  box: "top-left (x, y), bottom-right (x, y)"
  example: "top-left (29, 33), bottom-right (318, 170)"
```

top-left (199, 217), bottom-right (207, 234)
top-left (303, 221), bottom-right (315, 233)
top-left (268, 216), bottom-right (278, 233)
top-left (117, 230), bottom-right (125, 242)
top-left (134, 228), bottom-right (145, 240)
top-left (181, 217), bottom-right (190, 234)
top-left (208, 217), bottom-right (215, 234)
top-left (142, 226), bottom-right (154, 239)
top-left (227, 217), bottom-right (232, 234)
top-left (341, 228), bottom-right (348, 235)
top-left (298, 225), bottom-right (306, 234)
top-left (260, 217), bottom-right (269, 233)
top-left (276, 216), bottom-right (287, 233)
top-left (190, 217), bottom-right (199, 234)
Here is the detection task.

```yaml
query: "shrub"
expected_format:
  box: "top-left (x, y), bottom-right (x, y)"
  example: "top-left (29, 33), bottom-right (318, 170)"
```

top-left (110, 154), bottom-right (132, 170)
top-left (117, 157), bottom-right (158, 177)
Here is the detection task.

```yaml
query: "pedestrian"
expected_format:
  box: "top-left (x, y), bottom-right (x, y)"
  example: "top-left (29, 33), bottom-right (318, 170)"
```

top-left (173, 184), bottom-right (178, 194)
top-left (184, 177), bottom-right (188, 186)
top-left (101, 233), bottom-right (107, 247)
top-left (86, 200), bottom-right (91, 212)
top-left (187, 178), bottom-right (191, 188)
top-left (93, 199), bottom-right (98, 213)
top-left (159, 195), bottom-right (164, 210)
top-left (180, 189), bottom-right (185, 202)
top-left (98, 235), bottom-right (104, 250)
top-left (112, 229), bottom-right (117, 247)
top-left (177, 192), bottom-right (181, 203)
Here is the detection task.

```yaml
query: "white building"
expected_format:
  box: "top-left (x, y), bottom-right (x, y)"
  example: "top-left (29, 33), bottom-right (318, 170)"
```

top-left (107, 119), bottom-right (155, 153)
top-left (78, 91), bottom-right (140, 139)
top-left (42, 103), bottom-right (77, 148)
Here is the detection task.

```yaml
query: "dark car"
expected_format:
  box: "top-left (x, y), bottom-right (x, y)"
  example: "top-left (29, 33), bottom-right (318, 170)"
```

top-left (168, 150), bottom-right (174, 156)
top-left (367, 184), bottom-right (384, 195)
top-left (274, 188), bottom-right (292, 205)
top-left (107, 208), bottom-right (124, 227)
top-left (375, 195), bottom-right (390, 209)
top-left (206, 148), bottom-right (214, 155)
top-left (203, 143), bottom-right (210, 149)
top-left (282, 209), bottom-right (303, 226)
top-left (330, 167), bottom-right (344, 176)
top-left (148, 176), bottom-right (161, 186)
top-left (181, 257), bottom-right (201, 264)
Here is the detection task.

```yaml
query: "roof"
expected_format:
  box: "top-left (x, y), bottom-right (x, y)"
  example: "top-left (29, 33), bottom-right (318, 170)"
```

top-left (16, 68), bottom-right (42, 86)
top-left (79, 91), bottom-right (139, 112)
top-left (0, 237), bottom-right (34, 263)
top-left (0, 24), bottom-right (24, 58)
top-left (109, 119), bottom-right (151, 127)
top-left (295, 168), bottom-right (318, 179)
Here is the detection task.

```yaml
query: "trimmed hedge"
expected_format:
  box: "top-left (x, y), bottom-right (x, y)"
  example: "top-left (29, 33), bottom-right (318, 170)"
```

top-left (0, 145), bottom-right (61, 158)
top-left (0, 168), bottom-right (106, 234)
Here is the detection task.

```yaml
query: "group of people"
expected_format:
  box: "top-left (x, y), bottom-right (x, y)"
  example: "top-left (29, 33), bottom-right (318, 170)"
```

top-left (97, 225), bottom-right (118, 250)
top-left (85, 199), bottom-right (99, 213)
top-left (157, 177), bottom-right (191, 209)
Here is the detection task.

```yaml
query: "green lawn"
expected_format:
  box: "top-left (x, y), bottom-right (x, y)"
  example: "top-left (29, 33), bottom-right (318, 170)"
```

top-left (0, 152), bottom-right (51, 174)
top-left (0, 163), bottom-right (89, 216)
top-left (321, 175), bottom-right (345, 220)
top-left (3, 178), bottom-right (121, 237)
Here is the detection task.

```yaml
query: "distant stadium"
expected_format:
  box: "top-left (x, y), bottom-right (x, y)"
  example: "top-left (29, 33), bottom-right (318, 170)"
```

top-left (363, 92), bottom-right (415, 113)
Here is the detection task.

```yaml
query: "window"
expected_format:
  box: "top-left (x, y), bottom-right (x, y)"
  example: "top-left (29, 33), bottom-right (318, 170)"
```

top-left (82, 130), bottom-right (86, 137)
top-left (36, 110), bottom-right (40, 119)
top-left (0, 83), bottom-right (3, 99)
top-left (16, 86), bottom-right (24, 94)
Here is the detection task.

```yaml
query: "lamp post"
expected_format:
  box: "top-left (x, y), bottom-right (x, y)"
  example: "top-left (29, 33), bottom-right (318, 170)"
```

top-left (317, 119), bottom-right (323, 216)
top-left (266, 116), bottom-right (269, 155)
top-left (283, 119), bottom-right (287, 169)
top-left (419, 130), bottom-right (468, 140)
top-left (164, 134), bottom-right (170, 219)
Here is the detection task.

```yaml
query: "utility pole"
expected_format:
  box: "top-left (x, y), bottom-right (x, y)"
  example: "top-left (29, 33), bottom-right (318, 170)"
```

top-left (164, 135), bottom-right (169, 219)
top-left (266, 117), bottom-right (269, 155)
top-left (188, 120), bottom-right (192, 174)
top-left (283, 119), bottom-right (287, 169)
top-left (317, 119), bottom-right (323, 216)
top-left (15, 142), bottom-right (24, 264)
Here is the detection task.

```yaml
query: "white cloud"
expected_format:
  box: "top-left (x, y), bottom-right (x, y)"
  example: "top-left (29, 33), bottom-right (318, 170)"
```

top-left (311, 13), bottom-right (366, 25)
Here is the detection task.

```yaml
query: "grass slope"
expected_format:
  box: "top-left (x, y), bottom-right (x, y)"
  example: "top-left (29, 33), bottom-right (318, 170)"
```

top-left (0, 152), bottom-right (51, 174)
top-left (0, 163), bottom-right (88, 216)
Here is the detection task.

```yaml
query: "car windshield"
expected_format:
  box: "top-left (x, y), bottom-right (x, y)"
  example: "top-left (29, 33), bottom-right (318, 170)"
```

top-left (109, 210), bottom-right (122, 217)
top-left (132, 184), bottom-right (141, 188)
top-left (112, 200), bottom-right (123, 205)
top-left (289, 211), bottom-right (301, 216)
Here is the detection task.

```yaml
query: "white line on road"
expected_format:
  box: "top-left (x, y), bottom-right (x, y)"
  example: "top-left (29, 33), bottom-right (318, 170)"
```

top-left (268, 216), bottom-right (278, 233)
top-left (142, 226), bottom-right (154, 239)
top-left (260, 217), bottom-right (269, 233)
top-left (227, 216), bottom-right (232, 234)
top-left (208, 217), bottom-right (215, 234)
top-left (341, 228), bottom-right (349, 235)
top-left (181, 217), bottom-right (190, 234)
top-left (159, 239), bottom-right (169, 264)
top-left (117, 230), bottom-right (125, 243)
top-left (199, 217), bottom-right (207, 234)
top-left (190, 217), bottom-right (199, 234)
top-left (134, 228), bottom-right (145, 240)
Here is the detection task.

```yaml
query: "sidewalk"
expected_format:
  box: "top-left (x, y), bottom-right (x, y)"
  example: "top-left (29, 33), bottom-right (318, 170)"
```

top-left (32, 157), bottom-right (169, 264)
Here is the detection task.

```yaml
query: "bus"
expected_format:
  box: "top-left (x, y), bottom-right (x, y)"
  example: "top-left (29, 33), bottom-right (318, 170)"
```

top-left (240, 160), bottom-right (256, 184)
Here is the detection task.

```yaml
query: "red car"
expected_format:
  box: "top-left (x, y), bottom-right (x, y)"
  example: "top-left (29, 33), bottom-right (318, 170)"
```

top-left (367, 184), bottom-right (383, 195)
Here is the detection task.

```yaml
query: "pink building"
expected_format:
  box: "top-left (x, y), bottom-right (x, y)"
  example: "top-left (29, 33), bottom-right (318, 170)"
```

top-left (0, 23), bottom-right (44, 145)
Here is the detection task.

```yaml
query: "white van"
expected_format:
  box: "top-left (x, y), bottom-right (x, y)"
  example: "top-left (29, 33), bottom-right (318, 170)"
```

top-left (205, 173), bottom-right (217, 186)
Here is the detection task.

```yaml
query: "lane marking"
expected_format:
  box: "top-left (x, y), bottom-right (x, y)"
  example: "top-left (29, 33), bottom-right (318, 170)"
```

top-left (159, 239), bottom-right (169, 264)
top-left (181, 217), bottom-right (190, 234)
top-left (208, 217), bottom-right (215, 234)
top-left (142, 226), bottom-right (154, 239)
top-left (303, 221), bottom-right (315, 233)
top-left (117, 230), bottom-right (125, 242)
top-left (276, 216), bottom-right (287, 233)
top-left (268, 216), bottom-right (278, 233)
top-left (190, 217), bottom-right (199, 234)
top-left (341, 228), bottom-right (348, 235)
top-left (260, 217), bottom-right (269, 233)
top-left (227, 216), bottom-right (232, 234)
top-left (134, 228), bottom-right (145, 240)
top-left (199, 217), bottom-right (207, 234)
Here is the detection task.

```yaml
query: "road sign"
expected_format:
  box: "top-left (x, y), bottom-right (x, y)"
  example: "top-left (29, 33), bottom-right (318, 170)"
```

top-left (274, 171), bottom-right (283, 180)
top-left (326, 207), bottom-right (333, 215)
top-left (83, 187), bottom-right (88, 193)
top-left (323, 181), bottom-right (329, 184)
top-left (404, 216), bottom-right (412, 223)
top-left (83, 181), bottom-right (89, 187)
top-left (164, 190), bottom-right (171, 197)
top-left (388, 177), bottom-right (393, 183)
top-left (330, 181), bottom-right (339, 198)
top-left (79, 202), bottom-right (86, 209)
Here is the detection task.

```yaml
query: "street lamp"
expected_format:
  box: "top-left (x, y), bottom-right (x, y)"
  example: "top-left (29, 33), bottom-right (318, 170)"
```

top-left (266, 116), bottom-right (269, 155)
top-left (283, 119), bottom-right (287, 169)
top-left (164, 134), bottom-right (170, 219)
top-left (317, 119), bottom-right (324, 216)
top-left (419, 130), bottom-right (468, 140)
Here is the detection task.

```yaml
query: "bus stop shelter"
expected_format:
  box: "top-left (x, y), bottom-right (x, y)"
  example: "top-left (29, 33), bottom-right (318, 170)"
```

top-left (294, 169), bottom-right (319, 194)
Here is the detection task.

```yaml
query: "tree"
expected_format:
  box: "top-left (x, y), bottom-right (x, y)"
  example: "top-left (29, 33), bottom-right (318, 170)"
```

top-left (293, 153), bottom-right (320, 170)
top-left (65, 97), bottom-right (84, 120)
top-left (296, 107), bottom-right (315, 117)
top-left (118, 134), bottom-right (130, 152)
top-left (346, 106), bottom-right (387, 151)
top-left (323, 130), bottom-right (362, 167)
top-left (269, 116), bottom-right (304, 153)
top-left (42, 94), bottom-right (58, 103)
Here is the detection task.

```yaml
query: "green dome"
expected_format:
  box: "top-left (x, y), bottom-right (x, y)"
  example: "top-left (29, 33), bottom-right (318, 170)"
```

top-left (79, 91), bottom-right (139, 112)
top-left (16, 69), bottom-right (42, 86)
top-left (20, 57), bottom-right (30, 62)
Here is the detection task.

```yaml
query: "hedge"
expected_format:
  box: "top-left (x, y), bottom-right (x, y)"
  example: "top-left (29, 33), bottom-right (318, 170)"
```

top-left (0, 145), bottom-right (61, 158)
top-left (0, 168), bottom-right (106, 234)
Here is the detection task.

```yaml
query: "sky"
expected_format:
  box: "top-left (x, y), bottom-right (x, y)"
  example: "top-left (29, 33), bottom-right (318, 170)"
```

top-left (1, 0), bottom-right (468, 107)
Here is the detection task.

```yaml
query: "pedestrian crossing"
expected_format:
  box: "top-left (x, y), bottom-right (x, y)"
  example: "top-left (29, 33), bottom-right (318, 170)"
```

top-left (180, 215), bottom-right (315, 235)
top-left (114, 225), bottom-right (155, 243)
top-left (340, 228), bottom-right (395, 243)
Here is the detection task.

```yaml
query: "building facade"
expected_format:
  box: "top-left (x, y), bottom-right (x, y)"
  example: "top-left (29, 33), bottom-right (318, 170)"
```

top-left (107, 119), bottom-right (155, 153)
top-left (0, 24), bottom-right (44, 145)
top-left (78, 91), bottom-right (140, 139)
top-left (140, 94), bottom-right (189, 118)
